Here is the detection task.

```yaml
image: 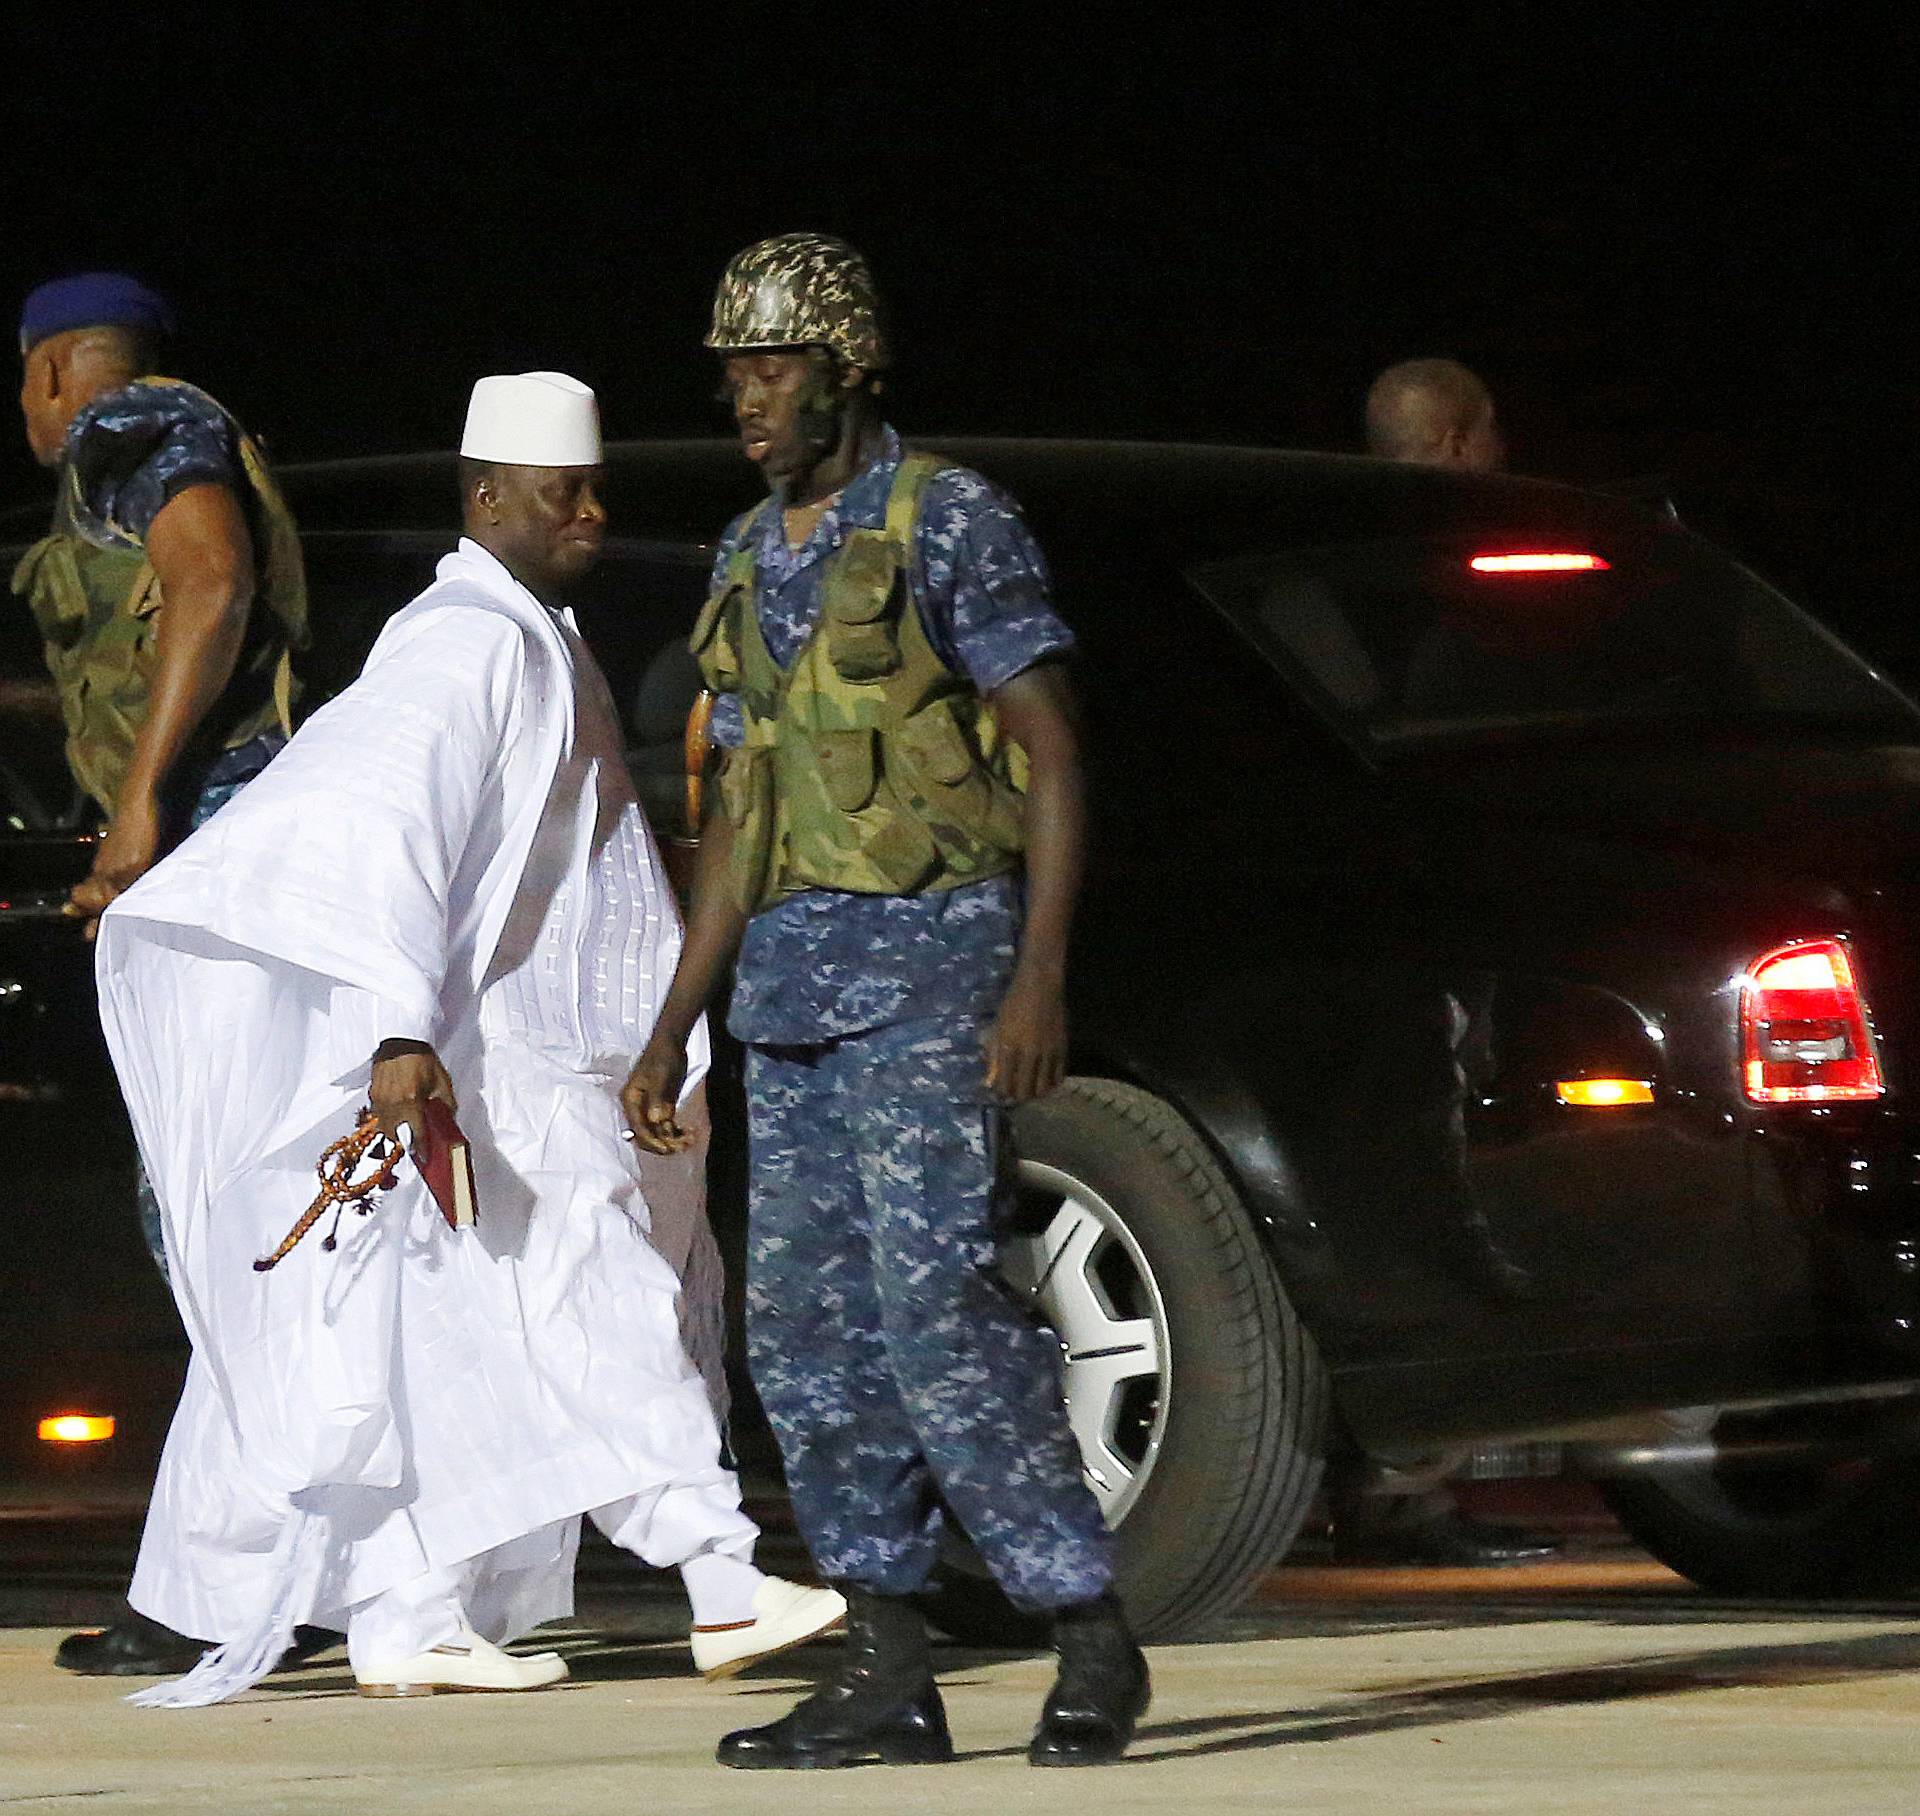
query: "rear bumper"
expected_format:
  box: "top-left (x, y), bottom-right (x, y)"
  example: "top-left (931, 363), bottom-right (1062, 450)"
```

top-left (1747, 1106), bottom-right (1920, 1368)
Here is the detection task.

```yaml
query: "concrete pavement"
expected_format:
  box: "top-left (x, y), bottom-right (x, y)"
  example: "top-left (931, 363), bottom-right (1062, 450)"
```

top-left (7, 1570), bottom-right (1920, 1814)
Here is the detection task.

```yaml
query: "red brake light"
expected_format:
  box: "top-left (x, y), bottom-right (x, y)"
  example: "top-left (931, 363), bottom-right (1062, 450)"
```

top-left (1741, 939), bottom-right (1885, 1104)
top-left (1469, 552), bottom-right (1612, 573)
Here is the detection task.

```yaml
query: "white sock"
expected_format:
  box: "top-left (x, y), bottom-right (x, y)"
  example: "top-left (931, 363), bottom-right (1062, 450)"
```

top-left (681, 1549), bottom-right (766, 1626)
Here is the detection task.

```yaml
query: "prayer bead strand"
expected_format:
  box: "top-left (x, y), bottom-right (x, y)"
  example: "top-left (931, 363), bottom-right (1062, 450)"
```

top-left (252, 1111), bottom-right (399, 1273)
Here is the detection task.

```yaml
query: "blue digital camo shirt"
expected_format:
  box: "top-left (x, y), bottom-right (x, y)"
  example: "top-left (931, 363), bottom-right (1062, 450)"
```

top-left (709, 425), bottom-right (1074, 1047)
top-left (62, 380), bottom-right (244, 550)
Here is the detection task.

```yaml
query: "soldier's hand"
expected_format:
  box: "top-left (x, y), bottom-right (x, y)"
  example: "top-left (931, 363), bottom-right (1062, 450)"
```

top-left (370, 1041), bottom-right (457, 1150)
top-left (985, 970), bottom-right (1068, 1103)
top-left (65, 793), bottom-right (165, 942)
top-left (622, 1035), bottom-right (692, 1153)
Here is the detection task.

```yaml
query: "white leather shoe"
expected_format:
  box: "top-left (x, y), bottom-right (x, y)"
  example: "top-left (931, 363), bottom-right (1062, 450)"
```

top-left (691, 1578), bottom-right (847, 1681)
top-left (356, 1630), bottom-right (569, 1697)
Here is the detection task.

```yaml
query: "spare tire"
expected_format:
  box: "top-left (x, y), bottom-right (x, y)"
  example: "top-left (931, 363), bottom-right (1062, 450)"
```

top-left (921, 1077), bottom-right (1327, 1644)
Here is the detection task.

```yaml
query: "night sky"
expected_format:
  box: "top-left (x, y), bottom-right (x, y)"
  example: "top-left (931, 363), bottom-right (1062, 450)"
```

top-left (3, 11), bottom-right (1912, 663)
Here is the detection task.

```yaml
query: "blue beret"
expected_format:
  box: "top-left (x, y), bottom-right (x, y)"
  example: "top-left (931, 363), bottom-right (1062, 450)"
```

top-left (19, 272), bottom-right (177, 357)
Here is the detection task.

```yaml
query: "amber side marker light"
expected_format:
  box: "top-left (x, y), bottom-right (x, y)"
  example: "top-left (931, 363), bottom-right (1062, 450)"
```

top-left (1470, 552), bottom-right (1612, 574)
top-left (1556, 1079), bottom-right (1654, 1107)
top-left (39, 1414), bottom-right (115, 1444)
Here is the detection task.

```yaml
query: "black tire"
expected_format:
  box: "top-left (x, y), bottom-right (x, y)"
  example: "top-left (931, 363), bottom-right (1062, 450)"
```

top-left (1600, 1422), bottom-right (1920, 1596)
top-left (921, 1077), bottom-right (1328, 1644)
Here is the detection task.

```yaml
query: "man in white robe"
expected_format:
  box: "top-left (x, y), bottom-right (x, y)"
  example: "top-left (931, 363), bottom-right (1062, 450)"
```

top-left (94, 371), bottom-right (843, 1704)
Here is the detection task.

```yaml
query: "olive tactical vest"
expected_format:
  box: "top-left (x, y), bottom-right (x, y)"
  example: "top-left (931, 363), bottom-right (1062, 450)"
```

top-left (9, 379), bottom-right (309, 817)
top-left (691, 453), bottom-right (1028, 915)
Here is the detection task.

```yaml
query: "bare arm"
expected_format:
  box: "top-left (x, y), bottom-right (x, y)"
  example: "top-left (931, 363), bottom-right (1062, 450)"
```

top-left (984, 661), bottom-right (1085, 1101)
top-left (67, 483), bottom-right (254, 934)
top-left (621, 779), bottom-right (750, 1151)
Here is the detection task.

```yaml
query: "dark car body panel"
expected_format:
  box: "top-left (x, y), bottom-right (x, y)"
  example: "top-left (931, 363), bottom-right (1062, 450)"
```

top-left (6, 438), bottom-right (1920, 1481)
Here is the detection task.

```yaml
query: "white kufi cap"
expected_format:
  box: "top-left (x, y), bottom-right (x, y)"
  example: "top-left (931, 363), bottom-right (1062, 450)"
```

top-left (460, 370), bottom-right (602, 466)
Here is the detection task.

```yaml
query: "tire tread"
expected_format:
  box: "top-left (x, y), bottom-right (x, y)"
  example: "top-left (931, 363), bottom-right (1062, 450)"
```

top-left (1036, 1078), bottom-right (1327, 1637)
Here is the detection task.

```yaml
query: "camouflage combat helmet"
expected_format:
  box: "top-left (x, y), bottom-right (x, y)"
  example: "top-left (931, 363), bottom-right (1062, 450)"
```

top-left (705, 233), bottom-right (891, 370)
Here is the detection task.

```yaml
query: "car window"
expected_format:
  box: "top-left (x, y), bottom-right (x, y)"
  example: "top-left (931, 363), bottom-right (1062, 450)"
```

top-left (1190, 521), bottom-right (1920, 757)
top-left (1071, 572), bottom-right (1352, 781)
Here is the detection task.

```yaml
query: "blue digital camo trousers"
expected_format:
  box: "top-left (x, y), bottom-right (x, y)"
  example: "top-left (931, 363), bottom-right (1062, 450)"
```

top-left (133, 731), bottom-right (286, 1275)
top-left (744, 1015), bottom-right (1114, 1611)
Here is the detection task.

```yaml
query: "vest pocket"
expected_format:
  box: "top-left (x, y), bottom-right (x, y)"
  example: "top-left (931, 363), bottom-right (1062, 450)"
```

top-left (897, 698), bottom-right (979, 786)
top-left (892, 701), bottom-right (991, 852)
top-left (13, 537), bottom-right (89, 646)
top-left (831, 532), bottom-right (899, 618)
top-left (891, 699), bottom-right (1027, 864)
top-left (828, 621), bottom-right (901, 681)
top-left (813, 727), bottom-right (879, 812)
top-left (826, 535), bottom-right (903, 680)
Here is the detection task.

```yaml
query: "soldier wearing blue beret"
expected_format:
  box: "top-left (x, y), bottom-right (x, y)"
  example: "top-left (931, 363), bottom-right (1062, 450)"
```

top-left (14, 274), bottom-right (308, 917)
top-left (14, 272), bottom-right (311, 1679)
top-left (626, 235), bottom-right (1148, 1770)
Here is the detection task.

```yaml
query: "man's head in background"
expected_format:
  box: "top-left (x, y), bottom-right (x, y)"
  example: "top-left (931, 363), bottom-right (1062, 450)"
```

top-left (1365, 358), bottom-right (1505, 472)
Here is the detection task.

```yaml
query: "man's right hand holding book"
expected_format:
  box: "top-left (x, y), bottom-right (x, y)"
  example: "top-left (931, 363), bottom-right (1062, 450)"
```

top-left (370, 1037), bottom-right (458, 1151)
top-left (370, 1038), bottom-right (476, 1230)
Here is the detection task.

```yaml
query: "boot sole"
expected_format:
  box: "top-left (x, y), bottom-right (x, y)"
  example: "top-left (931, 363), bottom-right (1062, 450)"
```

top-left (719, 1737), bottom-right (956, 1769)
top-left (1028, 1682), bottom-right (1153, 1766)
top-left (356, 1680), bottom-right (565, 1698)
top-left (56, 1637), bottom-right (340, 1679)
top-left (1030, 1744), bottom-right (1130, 1766)
top-left (56, 1658), bottom-right (205, 1678)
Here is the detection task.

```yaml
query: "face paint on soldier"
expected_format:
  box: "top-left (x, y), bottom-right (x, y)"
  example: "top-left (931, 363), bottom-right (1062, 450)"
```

top-left (465, 463), bottom-right (607, 603)
top-left (721, 349), bottom-right (865, 491)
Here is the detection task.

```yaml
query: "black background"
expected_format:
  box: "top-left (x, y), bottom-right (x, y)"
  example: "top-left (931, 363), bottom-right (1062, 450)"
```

top-left (3, 9), bottom-right (1913, 669)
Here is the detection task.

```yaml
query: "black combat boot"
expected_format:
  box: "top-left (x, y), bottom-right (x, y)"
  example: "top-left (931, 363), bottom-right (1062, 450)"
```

top-left (716, 1586), bottom-right (953, 1770)
top-left (54, 1613), bottom-right (339, 1678)
top-left (55, 1611), bottom-right (206, 1677)
top-left (1028, 1592), bottom-right (1151, 1767)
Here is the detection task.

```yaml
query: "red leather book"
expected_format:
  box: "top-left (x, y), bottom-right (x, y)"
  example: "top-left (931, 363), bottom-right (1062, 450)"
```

top-left (412, 1098), bottom-right (477, 1231)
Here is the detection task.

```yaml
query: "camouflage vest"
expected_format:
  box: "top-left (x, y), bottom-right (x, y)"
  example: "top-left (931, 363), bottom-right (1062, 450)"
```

top-left (9, 378), bottom-right (308, 817)
top-left (691, 453), bottom-right (1028, 915)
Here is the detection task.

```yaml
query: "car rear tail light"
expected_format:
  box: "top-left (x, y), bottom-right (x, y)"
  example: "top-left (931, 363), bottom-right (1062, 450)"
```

top-left (1469, 552), bottom-right (1612, 573)
top-left (1741, 939), bottom-right (1885, 1104)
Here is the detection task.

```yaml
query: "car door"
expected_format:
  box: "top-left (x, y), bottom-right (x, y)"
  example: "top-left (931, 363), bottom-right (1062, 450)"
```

top-left (0, 667), bottom-right (179, 1485)
top-left (1184, 525), bottom-right (1761, 1389)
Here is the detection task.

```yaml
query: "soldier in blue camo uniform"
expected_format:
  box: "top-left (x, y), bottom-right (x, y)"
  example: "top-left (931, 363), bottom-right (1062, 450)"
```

top-left (15, 276), bottom-right (314, 1681)
top-left (15, 276), bottom-right (308, 1287)
top-left (626, 235), bottom-right (1149, 1770)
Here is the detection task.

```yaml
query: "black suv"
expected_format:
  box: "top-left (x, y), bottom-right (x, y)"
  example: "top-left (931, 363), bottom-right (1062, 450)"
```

top-left (9, 439), bottom-right (1920, 1639)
